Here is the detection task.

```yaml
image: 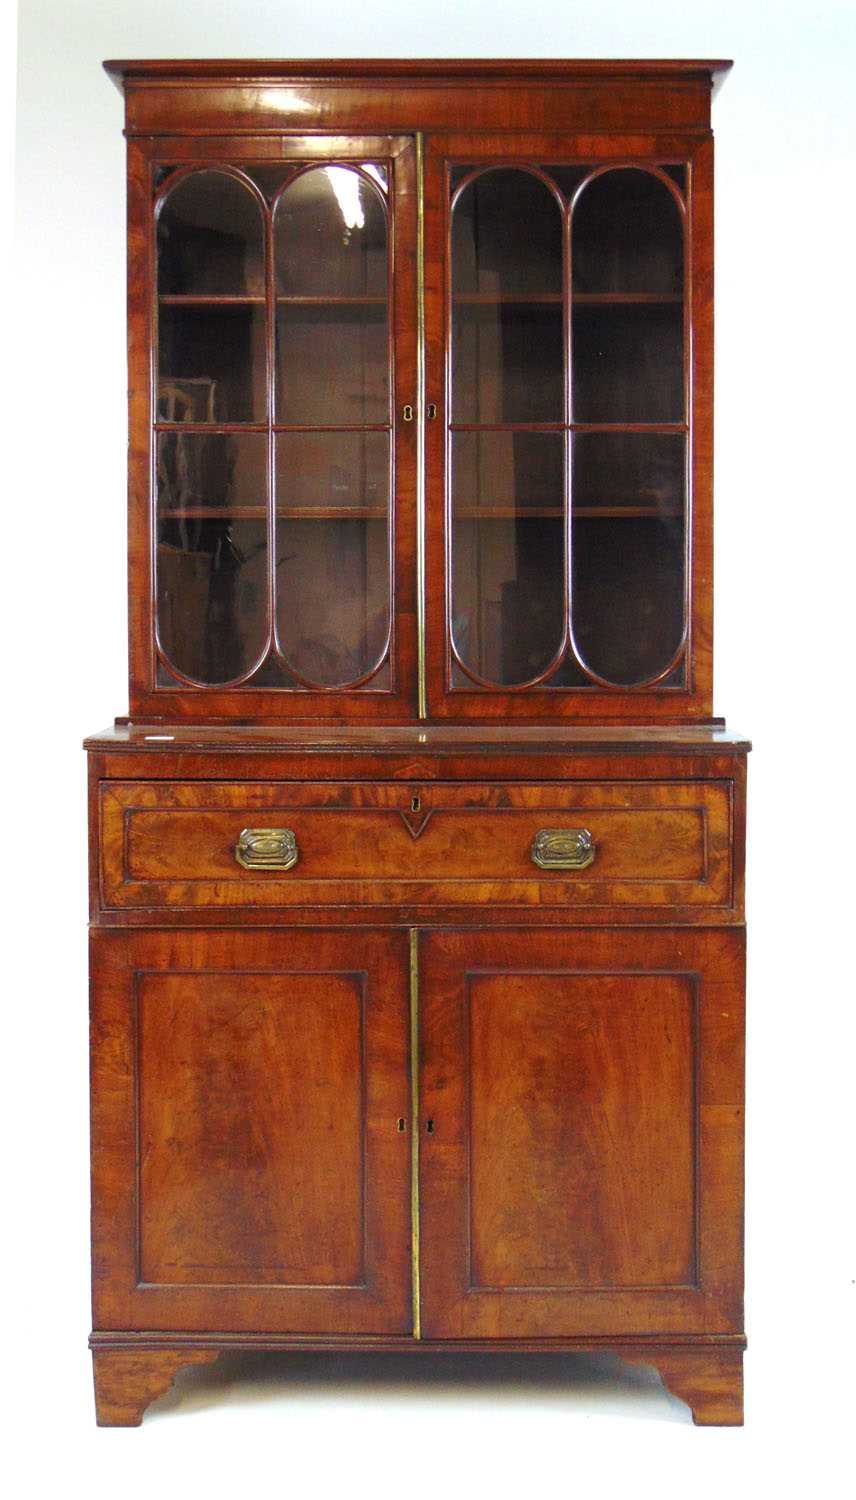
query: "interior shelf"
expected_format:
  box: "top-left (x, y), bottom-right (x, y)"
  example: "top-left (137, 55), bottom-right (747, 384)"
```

top-left (159, 294), bottom-right (387, 306)
top-left (276, 295), bottom-right (387, 306)
top-left (573, 291), bottom-right (682, 304)
top-left (452, 292), bottom-right (682, 305)
top-left (160, 505), bottom-right (388, 520)
top-left (158, 294), bottom-right (265, 304)
top-left (454, 506), bottom-right (682, 519)
top-left (162, 505), bottom-right (679, 522)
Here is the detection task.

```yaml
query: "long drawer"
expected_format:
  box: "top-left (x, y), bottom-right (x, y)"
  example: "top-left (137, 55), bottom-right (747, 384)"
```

top-left (97, 779), bottom-right (734, 911)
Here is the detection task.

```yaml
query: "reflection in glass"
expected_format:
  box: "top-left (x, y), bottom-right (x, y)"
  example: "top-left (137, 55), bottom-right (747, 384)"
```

top-left (157, 430), bottom-right (267, 515)
top-left (275, 167), bottom-right (387, 297)
top-left (452, 518), bottom-right (565, 686)
top-left (572, 169), bottom-right (683, 295)
top-left (157, 305), bottom-right (266, 422)
top-left (157, 170), bottom-right (264, 296)
top-left (572, 432), bottom-right (686, 683)
top-left (157, 519), bottom-right (268, 684)
top-left (274, 167), bottom-right (389, 425)
top-left (276, 519), bottom-right (389, 686)
top-left (451, 432), bottom-right (565, 685)
top-left (275, 431), bottom-right (390, 685)
top-left (156, 429), bottom-right (269, 684)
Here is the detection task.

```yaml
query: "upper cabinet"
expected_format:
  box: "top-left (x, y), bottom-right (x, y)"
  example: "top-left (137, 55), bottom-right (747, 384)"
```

top-left (109, 59), bottom-right (725, 722)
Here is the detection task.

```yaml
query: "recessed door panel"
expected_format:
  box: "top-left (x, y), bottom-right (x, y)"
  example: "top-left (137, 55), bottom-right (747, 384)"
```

top-left (419, 928), bottom-right (744, 1338)
top-left (91, 929), bottom-right (412, 1333)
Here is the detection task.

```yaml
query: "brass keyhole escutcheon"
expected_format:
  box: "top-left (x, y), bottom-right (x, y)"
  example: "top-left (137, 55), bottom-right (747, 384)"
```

top-left (402, 403), bottom-right (414, 422)
top-left (411, 794), bottom-right (421, 813)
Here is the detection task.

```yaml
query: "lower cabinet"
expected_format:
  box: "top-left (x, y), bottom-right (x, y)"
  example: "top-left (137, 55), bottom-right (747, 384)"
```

top-left (90, 924), bottom-right (744, 1422)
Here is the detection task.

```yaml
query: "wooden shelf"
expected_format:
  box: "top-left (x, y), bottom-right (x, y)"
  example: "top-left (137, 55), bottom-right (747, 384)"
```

top-left (158, 295), bottom-right (386, 307)
top-left (159, 294), bottom-right (264, 305)
top-left (160, 506), bottom-right (387, 521)
top-left (575, 505), bottom-right (681, 518)
top-left (450, 422), bottom-right (687, 434)
top-left (163, 504), bottom-right (678, 522)
top-left (454, 506), bottom-right (681, 520)
top-left (277, 295), bottom-right (387, 306)
top-left (573, 292), bottom-right (682, 305)
top-left (453, 292), bottom-right (681, 306)
top-left (454, 293), bottom-right (562, 305)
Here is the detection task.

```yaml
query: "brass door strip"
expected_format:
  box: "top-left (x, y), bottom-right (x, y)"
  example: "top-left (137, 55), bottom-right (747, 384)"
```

top-left (415, 132), bottom-right (428, 721)
top-left (409, 927), bottom-right (422, 1337)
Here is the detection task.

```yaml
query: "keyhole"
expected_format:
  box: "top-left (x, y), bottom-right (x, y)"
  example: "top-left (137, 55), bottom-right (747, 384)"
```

top-left (411, 794), bottom-right (421, 814)
top-left (397, 1118), bottom-right (406, 1132)
top-left (426, 1118), bottom-right (435, 1134)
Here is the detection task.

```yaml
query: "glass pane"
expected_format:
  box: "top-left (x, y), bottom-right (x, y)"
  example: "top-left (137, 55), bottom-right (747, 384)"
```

top-left (157, 516), bottom-right (268, 685)
top-left (157, 170), bottom-right (264, 295)
top-left (275, 167), bottom-right (389, 424)
top-left (275, 431), bottom-right (390, 686)
top-left (452, 168), bottom-right (563, 295)
top-left (276, 430), bottom-right (388, 514)
top-left (275, 518), bottom-right (389, 687)
top-left (663, 164), bottom-right (687, 193)
top-left (157, 305), bottom-right (266, 422)
top-left (451, 169), bottom-right (564, 424)
top-left (571, 433), bottom-right (686, 684)
top-left (275, 166), bottom-right (387, 296)
top-left (452, 430), bottom-right (565, 516)
top-left (157, 430), bottom-right (267, 516)
top-left (573, 430), bottom-right (684, 514)
top-left (572, 169), bottom-right (683, 294)
top-left (276, 305), bottom-right (388, 424)
top-left (451, 432), bottom-right (565, 685)
top-left (572, 304), bottom-right (683, 423)
top-left (452, 305), bottom-right (564, 424)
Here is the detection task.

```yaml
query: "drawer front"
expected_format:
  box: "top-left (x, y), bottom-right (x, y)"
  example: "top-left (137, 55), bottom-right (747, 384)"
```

top-left (98, 780), bottom-right (733, 911)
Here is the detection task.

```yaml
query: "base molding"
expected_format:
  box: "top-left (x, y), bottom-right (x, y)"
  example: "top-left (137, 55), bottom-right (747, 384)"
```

top-left (90, 1333), bottom-right (745, 1427)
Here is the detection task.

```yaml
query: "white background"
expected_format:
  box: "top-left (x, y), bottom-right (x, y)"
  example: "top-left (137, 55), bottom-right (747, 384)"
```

top-left (6, 0), bottom-right (855, 1493)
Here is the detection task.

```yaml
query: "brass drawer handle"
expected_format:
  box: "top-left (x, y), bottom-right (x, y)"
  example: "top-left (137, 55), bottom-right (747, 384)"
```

top-left (235, 827), bottom-right (299, 871)
top-left (531, 827), bottom-right (595, 871)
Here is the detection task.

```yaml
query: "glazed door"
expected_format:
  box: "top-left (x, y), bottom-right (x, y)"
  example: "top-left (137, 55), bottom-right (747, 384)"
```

top-left (424, 133), bottom-right (713, 721)
top-left (90, 929), bottom-right (412, 1334)
top-left (133, 135), bottom-right (417, 720)
top-left (418, 928), bottom-right (744, 1338)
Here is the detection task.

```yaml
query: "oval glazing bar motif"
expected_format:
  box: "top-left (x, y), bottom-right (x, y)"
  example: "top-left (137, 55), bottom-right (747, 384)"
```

top-left (153, 163), bottom-right (393, 691)
top-left (449, 164), bottom-right (689, 691)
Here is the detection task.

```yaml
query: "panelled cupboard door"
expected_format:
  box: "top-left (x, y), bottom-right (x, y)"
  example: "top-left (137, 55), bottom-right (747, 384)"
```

top-left (423, 133), bottom-right (714, 721)
top-left (419, 928), bottom-right (744, 1338)
top-left (90, 929), bottom-right (412, 1333)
